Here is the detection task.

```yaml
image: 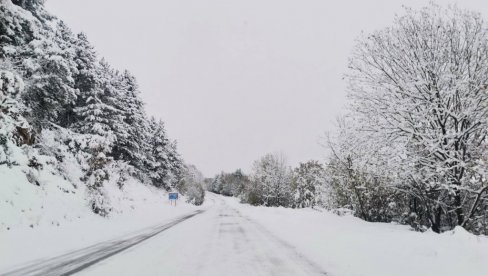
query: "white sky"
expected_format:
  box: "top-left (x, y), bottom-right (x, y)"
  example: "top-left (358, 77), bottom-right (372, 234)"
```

top-left (45, 0), bottom-right (488, 177)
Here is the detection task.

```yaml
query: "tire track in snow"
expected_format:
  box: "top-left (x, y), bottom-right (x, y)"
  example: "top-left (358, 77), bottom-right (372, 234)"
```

top-left (0, 210), bottom-right (205, 276)
top-left (240, 212), bottom-right (328, 276)
top-left (208, 198), bottom-right (328, 276)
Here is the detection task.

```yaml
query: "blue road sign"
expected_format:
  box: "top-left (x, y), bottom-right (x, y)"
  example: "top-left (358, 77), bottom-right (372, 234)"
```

top-left (169, 192), bottom-right (178, 200)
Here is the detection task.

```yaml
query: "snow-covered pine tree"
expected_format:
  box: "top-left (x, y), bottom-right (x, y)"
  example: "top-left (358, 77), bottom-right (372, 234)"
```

top-left (11, 0), bottom-right (45, 13)
top-left (96, 60), bottom-right (129, 158)
top-left (292, 160), bottom-right (326, 208)
top-left (1, 0), bottom-right (73, 129)
top-left (166, 140), bottom-right (184, 188)
top-left (72, 60), bottom-right (118, 139)
top-left (71, 58), bottom-right (123, 216)
top-left (215, 169), bottom-right (246, 196)
top-left (21, 29), bottom-right (78, 128)
top-left (220, 172), bottom-right (234, 196)
top-left (111, 70), bottom-right (147, 170)
top-left (208, 173), bottom-right (220, 194)
top-left (82, 137), bottom-right (112, 217)
top-left (147, 117), bottom-right (172, 189)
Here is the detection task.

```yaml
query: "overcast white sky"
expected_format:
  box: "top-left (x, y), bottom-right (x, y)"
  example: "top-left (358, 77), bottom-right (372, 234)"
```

top-left (45, 0), bottom-right (488, 177)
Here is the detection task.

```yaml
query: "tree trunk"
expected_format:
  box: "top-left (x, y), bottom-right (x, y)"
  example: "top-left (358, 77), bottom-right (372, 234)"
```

top-left (431, 205), bottom-right (443, 233)
top-left (454, 190), bottom-right (464, 226)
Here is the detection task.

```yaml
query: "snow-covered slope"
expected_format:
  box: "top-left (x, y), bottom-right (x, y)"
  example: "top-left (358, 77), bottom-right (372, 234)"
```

top-left (0, 129), bottom-right (179, 232)
top-left (1, 0), bottom-right (204, 236)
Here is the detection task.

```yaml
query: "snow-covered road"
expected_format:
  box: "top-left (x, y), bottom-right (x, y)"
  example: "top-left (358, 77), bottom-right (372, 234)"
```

top-left (2, 195), bottom-right (327, 276)
top-left (79, 196), bottom-right (327, 276)
top-left (1, 211), bottom-right (205, 276)
top-left (4, 193), bottom-right (487, 276)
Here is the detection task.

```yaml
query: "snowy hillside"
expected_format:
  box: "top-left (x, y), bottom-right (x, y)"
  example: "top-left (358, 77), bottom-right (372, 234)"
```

top-left (0, 0), bottom-right (206, 232)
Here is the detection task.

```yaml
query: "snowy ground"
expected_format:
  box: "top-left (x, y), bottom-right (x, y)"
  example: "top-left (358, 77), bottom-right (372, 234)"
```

top-left (76, 195), bottom-right (327, 276)
top-left (2, 193), bottom-right (488, 276)
top-left (0, 180), bottom-right (206, 273)
top-left (224, 197), bottom-right (488, 276)
top-left (2, 210), bottom-right (205, 276)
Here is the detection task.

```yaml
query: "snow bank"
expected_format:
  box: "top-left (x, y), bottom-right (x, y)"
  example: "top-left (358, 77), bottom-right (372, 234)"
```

top-left (223, 197), bottom-right (488, 276)
top-left (0, 162), bottom-right (87, 230)
top-left (0, 179), bottom-right (207, 271)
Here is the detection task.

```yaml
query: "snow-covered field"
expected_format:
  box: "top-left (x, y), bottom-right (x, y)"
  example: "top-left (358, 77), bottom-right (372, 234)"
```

top-left (2, 192), bottom-right (487, 276)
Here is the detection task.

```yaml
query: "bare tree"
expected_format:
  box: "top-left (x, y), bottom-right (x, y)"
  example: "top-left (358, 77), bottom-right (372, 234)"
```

top-left (347, 4), bottom-right (488, 233)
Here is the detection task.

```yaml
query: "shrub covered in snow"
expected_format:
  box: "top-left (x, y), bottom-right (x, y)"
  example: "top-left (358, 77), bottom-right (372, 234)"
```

top-left (177, 164), bottom-right (205, 206)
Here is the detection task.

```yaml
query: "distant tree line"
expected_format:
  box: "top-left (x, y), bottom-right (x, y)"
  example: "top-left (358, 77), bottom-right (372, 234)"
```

top-left (207, 154), bottom-right (328, 209)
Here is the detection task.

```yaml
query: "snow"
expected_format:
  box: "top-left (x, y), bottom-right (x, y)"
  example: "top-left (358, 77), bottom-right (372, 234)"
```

top-left (222, 196), bottom-right (488, 276)
top-left (2, 193), bottom-right (487, 275)
top-left (0, 170), bottom-right (206, 272)
top-left (75, 194), bottom-right (326, 276)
